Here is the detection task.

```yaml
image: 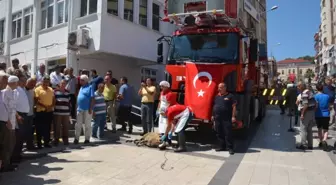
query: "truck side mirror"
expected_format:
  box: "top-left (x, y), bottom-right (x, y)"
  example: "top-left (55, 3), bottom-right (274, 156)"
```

top-left (249, 39), bottom-right (258, 62)
top-left (157, 43), bottom-right (163, 56)
top-left (157, 56), bottom-right (163, 63)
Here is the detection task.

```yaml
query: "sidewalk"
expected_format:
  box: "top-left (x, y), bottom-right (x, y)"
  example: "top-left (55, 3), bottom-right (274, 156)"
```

top-left (228, 110), bottom-right (336, 185)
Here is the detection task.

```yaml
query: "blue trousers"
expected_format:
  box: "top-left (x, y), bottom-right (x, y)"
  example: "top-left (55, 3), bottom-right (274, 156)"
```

top-left (92, 114), bottom-right (106, 138)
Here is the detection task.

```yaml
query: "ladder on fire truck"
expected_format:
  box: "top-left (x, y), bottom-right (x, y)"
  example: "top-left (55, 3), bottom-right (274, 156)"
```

top-left (161, 8), bottom-right (254, 38)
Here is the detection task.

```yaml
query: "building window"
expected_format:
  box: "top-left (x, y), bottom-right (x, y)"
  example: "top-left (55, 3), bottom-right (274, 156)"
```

top-left (124, 0), bottom-right (134, 22)
top-left (139, 0), bottom-right (147, 26)
top-left (141, 68), bottom-right (157, 81)
top-left (281, 70), bottom-right (284, 75)
top-left (23, 7), bottom-right (33, 36)
top-left (107, 0), bottom-right (118, 16)
top-left (293, 69), bottom-right (295, 74)
top-left (57, 0), bottom-right (69, 24)
top-left (299, 69), bottom-right (302, 74)
top-left (0, 20), bottom-right (5, 43)
top-left (288, 69), bottom-right (291, 74)
top-left (12, 12), bottom-right (22, 39)
top-left (80, 0), bottom-right (97, 17)
top-left (152, 3), bottom-right (160, 31)
top-left (41, 0), bottom-right (54, 29)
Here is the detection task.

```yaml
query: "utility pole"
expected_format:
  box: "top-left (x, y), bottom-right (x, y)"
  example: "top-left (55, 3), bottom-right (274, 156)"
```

top-left (4, 0), bottom-right (12, 67)
top-left (32, 0), bottom-right (40, 76)
top-left (66, 0), bottom-right (78, 73)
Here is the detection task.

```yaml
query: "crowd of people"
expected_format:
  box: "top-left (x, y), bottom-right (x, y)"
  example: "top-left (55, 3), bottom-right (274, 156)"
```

top-left (279, 77), bottom-right (336, 152)
top-left (0, 58), bottom-right (239, 177)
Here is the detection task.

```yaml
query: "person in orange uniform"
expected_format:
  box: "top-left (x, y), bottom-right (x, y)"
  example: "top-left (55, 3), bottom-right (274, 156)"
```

top-left (159, 104), bottom-right (194, 152)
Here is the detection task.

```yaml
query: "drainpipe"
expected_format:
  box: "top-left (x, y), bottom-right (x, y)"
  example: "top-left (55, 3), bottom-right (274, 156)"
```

top-left (4, 0), bottom-right (12, 67)
top-left (32, 0), bottom-right (40, 76)
top-left (66, 0), bottom-right (77, 73)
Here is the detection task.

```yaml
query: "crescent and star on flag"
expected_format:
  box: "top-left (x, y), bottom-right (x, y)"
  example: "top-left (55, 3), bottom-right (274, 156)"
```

top-left (192, 72), bottom-right (213, 98)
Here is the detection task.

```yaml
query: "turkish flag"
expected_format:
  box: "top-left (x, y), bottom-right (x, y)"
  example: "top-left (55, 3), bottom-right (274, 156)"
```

top-left (185, 62), bottom-right (225, 120)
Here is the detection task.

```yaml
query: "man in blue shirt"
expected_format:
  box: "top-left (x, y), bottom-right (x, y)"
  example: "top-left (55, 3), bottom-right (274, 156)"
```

top-left (315, 84), bottom-right (331, 151)
top-left (75, 75), bottom-right (95, 144)
top-left (323, 78), bottom-right (335, 125)
top-left (90, 69), bottom-right (103, 92)
top-left (117, 77), bottom-right (132, 134)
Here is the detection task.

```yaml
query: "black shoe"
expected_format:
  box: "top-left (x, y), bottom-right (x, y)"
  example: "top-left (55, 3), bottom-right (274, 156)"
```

top-left (118, 127), bottom-right (127, 131)
top-left (1, 165), bottom-right (17, 172)
top-left (84, 140), bottom-right (90, 144)
top-left (215, 147), bottom-right (227, 152)
top-left (322, 141), bottom-right (328, 151)
top-left (229, 149), bottom-right (235, 155)
top-left (318, 142), bottom-right (323, 148)
top-left (174, 147), bottom-right (187, 153)
top-left (44, 144), bottom-right (52, 148)
top-left (307, 146), bottom-right (313, 150)
top-left (128, 130), bottom-right (133, 134)
top-left (280, 112), bottom-right (285, 115)
top-left (111, 129), bottom-right (117, 133)
top-left (74, 139), bottom-right (79, 145)
top-left (296, 144), bottom-right (306, 150)
top-left (140, 132), bottom-right (147, 136)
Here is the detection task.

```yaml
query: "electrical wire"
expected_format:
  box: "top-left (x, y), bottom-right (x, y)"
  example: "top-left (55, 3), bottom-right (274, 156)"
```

top-left (160, 151), bottom-right (174, 171)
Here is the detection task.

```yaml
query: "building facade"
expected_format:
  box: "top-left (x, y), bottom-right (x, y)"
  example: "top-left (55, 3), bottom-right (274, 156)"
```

top-left (0, 0), bottom-right (175, 96)
top-left (277, 59), bottom-right (315, 82)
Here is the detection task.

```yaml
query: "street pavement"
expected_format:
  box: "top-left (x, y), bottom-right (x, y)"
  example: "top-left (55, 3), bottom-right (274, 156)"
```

top-left (0, 108), bottom-right (335, 185)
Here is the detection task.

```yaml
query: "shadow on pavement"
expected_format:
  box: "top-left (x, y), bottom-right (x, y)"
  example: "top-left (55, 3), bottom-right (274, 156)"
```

top-left (0, 155), bottom-right (102, 185)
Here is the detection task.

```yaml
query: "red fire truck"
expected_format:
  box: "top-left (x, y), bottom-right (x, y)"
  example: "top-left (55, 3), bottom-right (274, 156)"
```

top-left (157, 1), bottom-right (267, 138)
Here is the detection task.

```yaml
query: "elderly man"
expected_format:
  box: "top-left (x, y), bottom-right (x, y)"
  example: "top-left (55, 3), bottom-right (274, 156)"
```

top-left (35, 76), bottom-right (55, 149)
top-left (50, 65), bottom-right (64, 89)
top-left (74, 75), bottom-right (95, 144)
top-left (103, 75), bottom-right (117, 132)
top-left (11, 75), bottom-right (30, 163)
top-left (6, 59), bottom-right (20, 75)
top-left (0, 71), bottom-right (12, 172)
top-left (21, 64), bottom-right (30, 79)
top-left (211, 83), bottom-right (236, 155)
top-left (23, 78), bottom-right (37, 150)
top-left (296, 81), bottom-right (316, 150)
top-left (65, 67), bottom-right (78, 119)
top-left (0, 62), bottom-right (7, 72)
top-left (2, 76), bottom-right (19, 171)
top-left (36, 63), bottom-right (48, 84)
top-left (138, 78), bottom-right (156, 135)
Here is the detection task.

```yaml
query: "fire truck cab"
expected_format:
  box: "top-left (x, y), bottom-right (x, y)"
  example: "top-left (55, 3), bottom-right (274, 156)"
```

top-left (157, 1), bottom-right (266, 138)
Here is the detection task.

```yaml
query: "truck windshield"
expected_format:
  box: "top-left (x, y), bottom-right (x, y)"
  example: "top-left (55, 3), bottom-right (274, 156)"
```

top-left (168, 33), bottom-right (239, 64)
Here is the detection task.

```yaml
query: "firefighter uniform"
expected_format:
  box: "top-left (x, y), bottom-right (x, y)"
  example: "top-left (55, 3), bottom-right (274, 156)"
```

top-left (212, 93), bottom-right (236, 152)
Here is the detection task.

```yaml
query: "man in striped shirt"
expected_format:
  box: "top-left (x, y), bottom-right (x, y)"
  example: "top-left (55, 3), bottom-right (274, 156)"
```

top-left (53, 80), bottom-right (71, 146)
top-left (92, 83), bottom-right (106, 139)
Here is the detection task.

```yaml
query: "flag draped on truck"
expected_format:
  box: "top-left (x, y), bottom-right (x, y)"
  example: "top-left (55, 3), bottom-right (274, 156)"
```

top-left (184, 62), bottom-right (226, 120)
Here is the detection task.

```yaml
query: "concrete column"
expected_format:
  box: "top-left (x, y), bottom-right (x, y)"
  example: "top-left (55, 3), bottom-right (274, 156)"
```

top-left (147, 0), bottom-right (152, 29)
top-left (98, 0), bottom-right (107, 15)
top-left (118, 0), bottom-right (124, 19)
top-left (134, 0), bottom-right (139, 24)
top-left (4, 0), bottom-right (12, 67)
top-left (53, 0), bottom-right (57, 26)
top-left (66, 0), bottom-right (77, 73)
top-left (31, 0), bottom-right (40, 76)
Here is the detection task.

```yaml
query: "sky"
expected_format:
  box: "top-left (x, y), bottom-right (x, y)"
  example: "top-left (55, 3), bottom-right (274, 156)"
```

top-left (266, 0), bottom-right (320, 61)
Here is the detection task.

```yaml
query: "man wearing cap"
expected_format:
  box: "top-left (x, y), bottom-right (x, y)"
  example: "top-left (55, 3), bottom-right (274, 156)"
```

top-left (6, 59), bottom-right (20, 76)
top-left (34, 76), bottom-right (55, 148)
top-left (50, 65), bottom-right (64, 89)
top-left (11, 75), bottom-right (30, 163)
top-left (157, 81), bottom-right (176, 136)
top-left (0, 71), bottom-right (12, 171)
top-left (2, 75), bottom-right (19, 171)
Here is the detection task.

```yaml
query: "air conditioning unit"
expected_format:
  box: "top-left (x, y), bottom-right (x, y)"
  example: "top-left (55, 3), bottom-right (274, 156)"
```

top-left (0, 43), bottom-right (4, 55)
top-left (67, 28), bottom-right (90, 50)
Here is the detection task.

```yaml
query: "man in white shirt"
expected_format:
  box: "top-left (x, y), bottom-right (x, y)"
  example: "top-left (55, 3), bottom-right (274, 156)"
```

top-left (1, 75), bottom-right (18, 172)
top-left (23, 78), bottom-right (37, 150)
top-left (36, 63), bottom-right (48, 85)
top-left (65, 67), bottom-right (77, 118)
top-left (50, 65), bottom-right (64, 89)
top-left (11, 75), bottom-right (30, 163)
top-left (0, 71), bottom-right (11, 171)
